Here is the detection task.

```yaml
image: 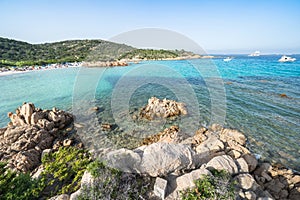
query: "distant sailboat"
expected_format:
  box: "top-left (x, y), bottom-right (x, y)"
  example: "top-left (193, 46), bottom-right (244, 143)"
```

top-left (248, 51), bottom-right (260, 57)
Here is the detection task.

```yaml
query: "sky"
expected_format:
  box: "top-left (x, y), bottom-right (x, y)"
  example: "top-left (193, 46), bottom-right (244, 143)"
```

top-left (0, 0), bottom-right (300, 54)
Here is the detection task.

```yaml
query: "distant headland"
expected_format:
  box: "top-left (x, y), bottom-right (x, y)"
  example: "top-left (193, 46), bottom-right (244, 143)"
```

top-left (0, 37), bottom-right (202, 70)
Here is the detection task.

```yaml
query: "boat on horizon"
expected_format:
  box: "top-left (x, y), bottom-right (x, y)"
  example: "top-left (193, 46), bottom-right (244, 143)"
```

top-left (248, 51), bottom-right (260, 57)
top-left (278, 55), bottom-right (296, 62)
top-left (223, 57), bottom-right (233, 62)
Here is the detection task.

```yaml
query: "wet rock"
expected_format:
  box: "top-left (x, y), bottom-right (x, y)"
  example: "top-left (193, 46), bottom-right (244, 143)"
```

top-left (91, 106), bottom-right (99, 111)
top-left (141, 125), bottom-right (181, 145)
top-left (220, 128), bottom-right (246, 145)
top-left (101, 123), bottom-right (111, 131)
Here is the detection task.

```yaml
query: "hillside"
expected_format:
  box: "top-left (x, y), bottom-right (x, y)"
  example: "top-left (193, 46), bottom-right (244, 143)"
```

top-left (0, 37), bottom-right (200, 67)
top-left (0, 37), bottom-right (134, 67)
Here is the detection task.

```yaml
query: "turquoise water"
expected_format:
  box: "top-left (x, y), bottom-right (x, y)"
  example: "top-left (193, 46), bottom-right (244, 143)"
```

top-left (0, 55), bottom-right (299, 170)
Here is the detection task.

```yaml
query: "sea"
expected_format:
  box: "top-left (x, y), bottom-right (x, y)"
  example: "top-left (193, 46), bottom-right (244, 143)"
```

top-left (0, 55), bottom-right (299, 171)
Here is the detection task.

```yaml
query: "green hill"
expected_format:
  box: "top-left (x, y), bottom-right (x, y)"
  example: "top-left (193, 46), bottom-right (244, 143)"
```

top-left (0, 37), bottom-right (134, 67)
top-left (0, 37), bottom-right (200, 67)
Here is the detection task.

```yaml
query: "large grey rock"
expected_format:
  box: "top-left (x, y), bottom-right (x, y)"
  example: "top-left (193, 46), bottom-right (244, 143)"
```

top-left (140, 143), bottom-right (194, 176)
top-left (107, 148), bottom-right (142, 173)
top-left (206, 155), bottom-right (238, 174)
top-left (107, 143), bottom-right (195, 177)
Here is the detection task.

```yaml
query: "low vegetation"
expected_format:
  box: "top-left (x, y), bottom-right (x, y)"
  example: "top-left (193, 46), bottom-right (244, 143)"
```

top-left (118, 49), bottom-right (178, 60)
top-left (0, 146), bottom-right (92, 200)
top-left (39, 147), bottom-right (92, 196)
top-left (0, 162), bottom-right (40, 200)
top-left (180, 169), bottom-right (236, 200)
top-left (78, 160), bottom-right (154, 199)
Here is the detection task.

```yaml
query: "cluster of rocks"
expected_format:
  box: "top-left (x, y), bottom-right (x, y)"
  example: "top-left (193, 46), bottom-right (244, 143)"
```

top-left (82, 60), bottom-right (128, 67)
top-left (2, 102), bottom-right (299, 200)
top-left (140, 97), bottom-right (187, 120)
top-left (93, 124), bottom-right (299, 200)
top-left (0, 103), bottom-right (80, 172)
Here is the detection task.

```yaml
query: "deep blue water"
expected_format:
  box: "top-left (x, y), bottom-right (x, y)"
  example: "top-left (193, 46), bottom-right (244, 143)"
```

top-left (0, 55), bottom-right (299, 170)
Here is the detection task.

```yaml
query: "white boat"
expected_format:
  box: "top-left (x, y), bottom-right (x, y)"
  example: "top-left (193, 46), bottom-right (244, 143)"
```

top-left (248, 51), bottom-right (260, 57)
top-left (223, 57), bottom-right (233, 62)
top-left (278, 55), bottom-right (296, 62)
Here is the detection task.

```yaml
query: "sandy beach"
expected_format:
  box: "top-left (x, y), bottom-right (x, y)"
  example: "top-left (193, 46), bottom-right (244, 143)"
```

top-left (0, 63), bottom-right (81, 77)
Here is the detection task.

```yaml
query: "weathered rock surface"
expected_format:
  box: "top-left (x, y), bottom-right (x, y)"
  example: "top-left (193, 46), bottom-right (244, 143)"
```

top-left (0, 102), bottom-right (75, 172)
top-left (206, 155), bottom-right (239, 174)
top-left (107, 142), bottom-right (195, 177)
top-left (140, 97), bottom-right (187, 120)
top-left (55, 122), bottom-right (300, 200)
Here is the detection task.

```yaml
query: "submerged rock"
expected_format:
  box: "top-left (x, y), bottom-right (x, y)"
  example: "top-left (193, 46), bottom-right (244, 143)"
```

top-left (141, 125), bottom-right (182, 145)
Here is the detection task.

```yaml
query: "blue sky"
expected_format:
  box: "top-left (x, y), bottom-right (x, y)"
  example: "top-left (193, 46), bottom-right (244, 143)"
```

top-left (0, 0), bottom-right (299, 54)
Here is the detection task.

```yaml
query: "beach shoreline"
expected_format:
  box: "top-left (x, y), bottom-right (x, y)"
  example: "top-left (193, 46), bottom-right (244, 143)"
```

top-left (0, 63), bottom-right (81, 77)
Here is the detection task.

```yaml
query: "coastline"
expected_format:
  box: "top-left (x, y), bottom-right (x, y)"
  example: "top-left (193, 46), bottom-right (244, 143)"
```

top-left (0, 63), bottom-right (81, 77)
top-left (1, 102), bottom-right (299, 199)
top-left (0, 54), bottom-right (214, 76)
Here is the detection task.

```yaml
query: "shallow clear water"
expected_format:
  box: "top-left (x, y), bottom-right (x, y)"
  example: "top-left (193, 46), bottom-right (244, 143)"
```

top-left (0, 55), bottom-right (299, 170)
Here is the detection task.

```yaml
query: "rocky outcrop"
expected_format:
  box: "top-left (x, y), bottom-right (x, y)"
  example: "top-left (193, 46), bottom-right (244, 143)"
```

top-left (0, 102), bottom-right (77, 172)
top-left (103, 123), bottom-right (300, 200)
top-left (139, 97), bottom-right (187, 120)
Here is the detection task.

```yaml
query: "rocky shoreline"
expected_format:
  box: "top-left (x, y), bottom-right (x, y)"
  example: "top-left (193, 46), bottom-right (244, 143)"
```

top-left (0, 102), bottom-right (299, 199)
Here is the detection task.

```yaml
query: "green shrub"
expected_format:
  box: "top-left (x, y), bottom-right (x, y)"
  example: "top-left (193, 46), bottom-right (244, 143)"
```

top-left (0, 162), bottom-right (40, 200)
top-left (40, 146), bottom-right (92, 196)
top-left (78, 160), bottom-right (154, 200)
top-left (180, 169), bottom-right (236, 200)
